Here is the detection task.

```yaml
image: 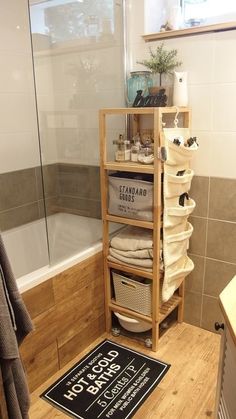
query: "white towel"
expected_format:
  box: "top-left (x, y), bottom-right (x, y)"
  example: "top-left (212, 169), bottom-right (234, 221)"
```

top-left (111, 247), bottom-right (154, 259)
top-left (107, 255), bottom-right (153, 272)
top-left (110, 226), bottom-right (153, 251)
top-left (109, 248), bottom-right (153, 268)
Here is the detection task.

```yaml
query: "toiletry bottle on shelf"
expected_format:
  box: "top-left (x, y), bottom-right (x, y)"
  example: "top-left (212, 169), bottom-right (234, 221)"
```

top-left (113, 134), bottom-right (130, 162)
top-left (131, 133), bottom-right (141, 162)
top-left (124, 138), bottom-right (131, 161)
top-left (138, 137), bottom-right (154, 164)
top-left (173, 71), bottom-right (188, 107)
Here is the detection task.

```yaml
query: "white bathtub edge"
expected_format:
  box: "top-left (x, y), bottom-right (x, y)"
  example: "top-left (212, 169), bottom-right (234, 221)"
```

top-left (18, 242), bottom-right (103, 294)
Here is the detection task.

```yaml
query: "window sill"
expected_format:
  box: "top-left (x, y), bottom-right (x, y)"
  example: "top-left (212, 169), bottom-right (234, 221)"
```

top-left (142, 21), bottom-right (236, 42)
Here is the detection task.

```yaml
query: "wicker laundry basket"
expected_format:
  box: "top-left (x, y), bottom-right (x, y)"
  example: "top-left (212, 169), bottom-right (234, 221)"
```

top-left (112, 272), bottom-right (152, 316)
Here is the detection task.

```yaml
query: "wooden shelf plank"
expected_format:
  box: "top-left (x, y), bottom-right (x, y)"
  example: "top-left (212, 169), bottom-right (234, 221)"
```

top-left (100, 106), bottom-right (191, 114)
top-left (109, 301), bottom-right (153, 323)
top-left (109, 293), bottom-right (182, 326)
top-left (104, 161), bottom-right (154, 174)
top-left (105, 214), bottom-right (154, 229)
top-left (142, 21), bottom-right (236, 42)
top-left (107, 260), bottom-right (154, 280)
top-left (100, 107), bottom-right (155, 115)
top-left (159, 294), bottom-right (182, 323)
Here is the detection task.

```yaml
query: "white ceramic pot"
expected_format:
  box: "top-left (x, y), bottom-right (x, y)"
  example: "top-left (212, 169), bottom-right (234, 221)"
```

top-left (114, 312), bottom-right (152, 333)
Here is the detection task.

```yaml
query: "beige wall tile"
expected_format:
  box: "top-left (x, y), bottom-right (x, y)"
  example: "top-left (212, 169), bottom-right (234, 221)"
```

top-left (209, 177), bottom-right (236, 222)
top-left (189, 216), bottom-right (207, 256)
top-left (58, 164), bottom-right (91, 198)
top-left (190, 131), bottom-right (212, 178)
top-left (185, 254), bottom-right (205, 294)
top-left (201, 295), bottom-right (223, 333)
top-left (0, 132), bottom-right (40, 174)
top-left (0, 168), bottom-right (38, 211)
top-left (38, 197), bottom-right (60, 218)
top-left (204, 258), bottom-right (236, 297)
top-left (41, 164), bottom-right (59, 198)
top-left (212, 84), bottom-right (236, 132)
top-left (209, 133), bottom-right (236, 179)
top-left (59, 195), bottom-right (101, 218)
top-left (0, 0), bottom-right (32, 53)
top-left (184, 291), bottom-right (202, 327)
top-left (207, 220), bottom-right (236, 264)
top-left (0, 203), bottom-right (39, 231)
top-left (190, 176), bottom-right (209, 217)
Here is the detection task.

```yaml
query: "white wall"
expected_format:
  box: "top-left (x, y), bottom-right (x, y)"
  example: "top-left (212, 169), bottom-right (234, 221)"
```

top-left (32, 0), bottom-right (125, 167)
top-left (126, 0), bottom-right (236, 179)
top-left (0, 0), bottom-right (41, 173)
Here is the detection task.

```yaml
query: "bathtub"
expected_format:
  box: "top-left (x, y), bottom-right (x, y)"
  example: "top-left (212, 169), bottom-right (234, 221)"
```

top-left (2, 212), bottom-right (119, 294)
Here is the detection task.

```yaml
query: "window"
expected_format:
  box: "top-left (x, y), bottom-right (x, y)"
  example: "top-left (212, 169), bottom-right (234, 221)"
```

top-left (30, 0), bottom-right (115, 44)
top-left (182, 0), bottom-right (236, 27)
top-left (144, 0), bottom-right (236, 37)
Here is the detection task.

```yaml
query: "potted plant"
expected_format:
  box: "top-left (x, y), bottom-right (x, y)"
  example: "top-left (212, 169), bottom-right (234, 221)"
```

top-left (137, 43), bottom-right (182, 103)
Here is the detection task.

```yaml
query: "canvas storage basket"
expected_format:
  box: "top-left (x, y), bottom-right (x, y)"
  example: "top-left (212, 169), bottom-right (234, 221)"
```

top-left (112, 271), bottom-right (152, 316)
top-left (108, 172), bottom-right (153, 221)
top-left (163, 128), bottom-right (198, 168)
top-left (164, 169), bottom-right (194, 198)
top-left (162, 255), bottom-right (194, 302)
top-left (164, 221), bottom-right (193, 267)
top-left (164, 198), bottom-right (196, 234)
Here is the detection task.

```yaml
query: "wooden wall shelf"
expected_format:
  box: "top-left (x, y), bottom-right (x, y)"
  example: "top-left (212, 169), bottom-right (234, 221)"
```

top-left (143, 21), bottom-right (236, 42)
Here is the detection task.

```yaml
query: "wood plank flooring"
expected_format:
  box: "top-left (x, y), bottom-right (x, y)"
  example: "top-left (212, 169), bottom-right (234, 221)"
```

top-left (29, 323), bottom-right (220, 419)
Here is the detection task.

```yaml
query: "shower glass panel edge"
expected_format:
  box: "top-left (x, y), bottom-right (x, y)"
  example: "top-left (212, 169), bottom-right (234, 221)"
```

top-left (28, 0), bottom-right (126, 266)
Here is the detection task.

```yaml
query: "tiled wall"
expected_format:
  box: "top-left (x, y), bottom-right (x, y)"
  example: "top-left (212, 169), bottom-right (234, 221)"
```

top-left (185, 176), bottom-right (236, 332)
top-left (0, 163), bottom-right (101, 232)
top-left (0, 168), bottom-right (42, 231)
top-left (0, 0), bottom-right (40, 174)
top-left (126, 0), bottom-right (236, 332)
top-left (32, 0), bottom-right (125, 168)
top-left (58, 164), bottom-right (101, 218)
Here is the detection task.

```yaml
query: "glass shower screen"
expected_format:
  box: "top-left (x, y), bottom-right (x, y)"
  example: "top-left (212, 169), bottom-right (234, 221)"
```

top-left (28, 0), bottom-right (125, 264)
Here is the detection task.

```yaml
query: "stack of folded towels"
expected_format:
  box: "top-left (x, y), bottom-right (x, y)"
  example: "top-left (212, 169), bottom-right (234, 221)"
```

top-left (108, 226), bottom-right (163, 272)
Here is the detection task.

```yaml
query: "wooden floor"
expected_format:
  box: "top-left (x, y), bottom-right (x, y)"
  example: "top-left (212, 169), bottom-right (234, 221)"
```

top-left (29, 323), bottom-right (220, 419)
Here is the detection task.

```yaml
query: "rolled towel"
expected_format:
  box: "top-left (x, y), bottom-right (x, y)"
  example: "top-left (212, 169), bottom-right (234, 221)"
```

top-left (110, 226), bottom-right (153, 251)
top-left (107, 255), bottom-right (153, 272)
top-left (111, 248), bottom-right (153, 259)
top-left (109, 248), bottom-right (153, 268)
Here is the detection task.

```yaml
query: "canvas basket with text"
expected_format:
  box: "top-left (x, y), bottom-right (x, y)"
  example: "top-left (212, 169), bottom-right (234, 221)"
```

top-left (112, 271), bottom-right (152, 316)
top-left (108, 172), bottom-right (153, 221)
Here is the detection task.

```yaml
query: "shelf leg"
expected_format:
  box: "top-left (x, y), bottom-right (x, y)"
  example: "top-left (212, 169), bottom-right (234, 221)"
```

top-left (177, 280), bottom-right (185, 323)
top-left (152, 321), bottom-right (159, 351)
top-left (104, 264), bottom-right (112, 332)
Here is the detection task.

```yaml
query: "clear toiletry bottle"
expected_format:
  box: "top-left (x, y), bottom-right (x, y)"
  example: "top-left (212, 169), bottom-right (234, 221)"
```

top-left (124, 137), bottom-right (131, 161)
top-left (113, 134), bottom-right (130, 162)
top-left (131, 132), bottom-right (141, 162)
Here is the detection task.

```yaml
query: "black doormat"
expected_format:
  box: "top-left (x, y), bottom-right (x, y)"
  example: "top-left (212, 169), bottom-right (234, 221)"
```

top-left (41, 339), bottom-right (170, 419)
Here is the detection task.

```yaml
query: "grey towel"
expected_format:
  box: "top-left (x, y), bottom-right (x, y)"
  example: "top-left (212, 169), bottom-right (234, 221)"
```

top-left (0, 233), bottom-right (34, 419)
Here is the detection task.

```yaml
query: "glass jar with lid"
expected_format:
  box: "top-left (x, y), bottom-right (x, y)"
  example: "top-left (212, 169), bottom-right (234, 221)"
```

top-left (138, 138), bottom-right (154, 165)
top-left (113, 134), bottom-right (130, 162)
top-left (127, 71), bottom-right (153, 107)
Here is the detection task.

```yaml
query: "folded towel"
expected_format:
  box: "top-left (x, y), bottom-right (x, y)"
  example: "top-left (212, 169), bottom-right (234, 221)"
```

top-left (111, 248), bottom-right (153, 259)
top-left (110, 226), bottom-right (153, 251)
top-left (107, 255), bottom-right (153, 272)
top-left (109, 248), bottom-right (153, 268)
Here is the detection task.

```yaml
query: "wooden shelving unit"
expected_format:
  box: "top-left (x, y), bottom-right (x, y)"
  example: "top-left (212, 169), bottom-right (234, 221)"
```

top-left (142, 21), bottom-right (236, 42)
top-left (99, 106), bottom-right (191, 351)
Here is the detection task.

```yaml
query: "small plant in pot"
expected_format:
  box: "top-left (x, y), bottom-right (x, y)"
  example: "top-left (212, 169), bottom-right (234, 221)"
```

top-left (137, 43), bottom-right (182, 104)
